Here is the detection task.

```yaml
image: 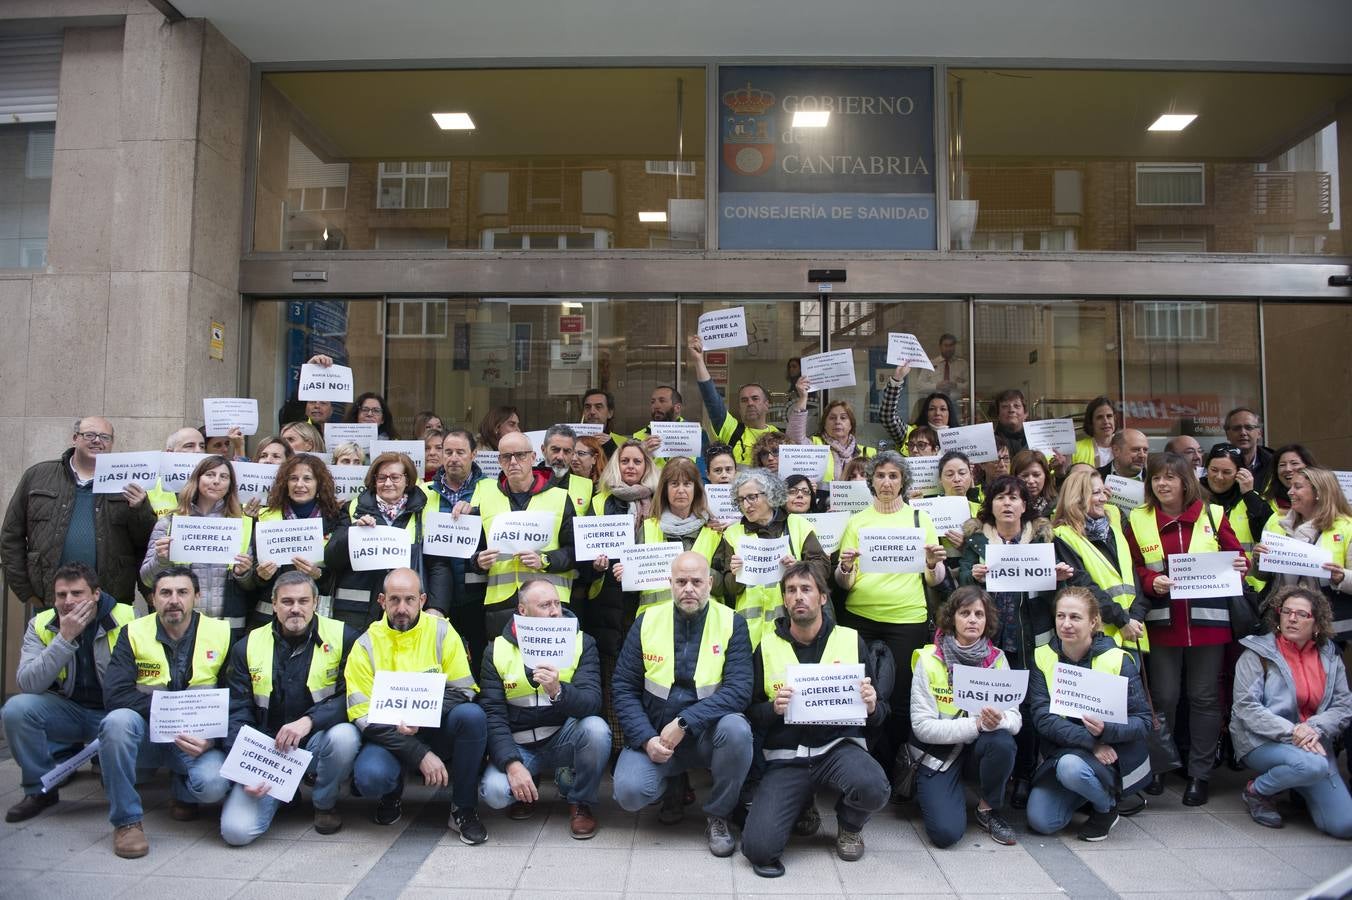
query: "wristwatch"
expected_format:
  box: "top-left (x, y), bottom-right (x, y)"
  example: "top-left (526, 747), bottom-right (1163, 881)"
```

top-left (676, 716), bottom-right (689, 732)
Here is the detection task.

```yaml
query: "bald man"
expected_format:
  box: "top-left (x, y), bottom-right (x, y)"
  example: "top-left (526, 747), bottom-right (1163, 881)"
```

top-left (1099, 429), bottom-right (1150, 481)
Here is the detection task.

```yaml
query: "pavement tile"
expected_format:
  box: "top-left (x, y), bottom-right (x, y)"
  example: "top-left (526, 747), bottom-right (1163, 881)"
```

top-left (0, 826), bottom-right (105, 862)
top-left (1171, 846), bottom-right (1315, 892)
top-left (621, 847), bottom-right (734, 893)
top-left (233, 881), bottom-right (365, 900)
top-left (6, 870), bottom-right (142, 900)
top-left (533, 806), bottom-right (636, 848)
top-left (114, 875), bottom-right (247, 899)
top-left (932, 843), bottom-right (1061, 894)
top-left (1265, 844), bottom-right (1352, 882)
top-left (518, 845), bottom-right (632, 892)
top-left (157, 834), bottom-right (292, 878)
top-left (0, 868), bottom-right (44, 899)
top-left (1078, 848), bottom-right (1214, 893)
top-left (60, 830), bottom-right (198, 873)
top-left (410, 844), bottom-right (527, 888)
top-left (1080, 811), bottom-right (1245, 849)
top-left (254, 838), bottom-right (385, 883)
top-left (1211, 811), bottom-right (1341, 845)
top-left (398, 889), bottom-right (512, 900)
top-left (835, 849), bottom-right (949, 893)
top-left (731, 849), bottom-right (844, 894)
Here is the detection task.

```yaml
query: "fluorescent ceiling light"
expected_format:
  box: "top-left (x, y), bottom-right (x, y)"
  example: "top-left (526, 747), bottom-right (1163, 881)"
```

top-left (791, 110), bottom-right (831, 128)
top-left (432, 112), bottom-right (475, 130)
top-left (638, 211), bottom-right (668, 223)
top-left (1148, 114), bottom-right (1196, 132)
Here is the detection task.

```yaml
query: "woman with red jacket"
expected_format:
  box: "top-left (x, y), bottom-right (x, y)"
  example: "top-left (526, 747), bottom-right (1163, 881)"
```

top-left (1124, 451), bottom-right (1249, 808)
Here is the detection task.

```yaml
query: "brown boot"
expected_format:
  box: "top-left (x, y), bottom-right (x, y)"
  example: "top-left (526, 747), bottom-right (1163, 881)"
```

top-left (169, 800), bottom-right (199, 821)
top-left (569, 803), bottom-right (598, 840)
top-left (114, 822), bottom-right (149, 859)
top-left (313, 807), bottom-right (343, 835)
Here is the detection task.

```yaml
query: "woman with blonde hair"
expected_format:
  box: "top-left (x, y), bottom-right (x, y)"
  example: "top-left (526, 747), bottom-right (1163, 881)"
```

top-left (280, 420), bottom-right (326, 454)
top-left (1254, 467), bottom-right (1352, 637)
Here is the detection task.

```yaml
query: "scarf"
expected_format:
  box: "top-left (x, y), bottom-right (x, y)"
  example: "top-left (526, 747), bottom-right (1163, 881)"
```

top-left (1085, 514), bottom-right (1110, 543)
top-left (610, 482), bottom-right (655, 527)
top-left (286, 498), bottom-right (319, 520)
top-left (828, 434), bottom-right (858, 466)
top-left (659, 509), bottom-right (706, 539)
top-left (1276, 634), bottom-right (1327, 722)
top-left (936, 630), bottom-right (995, 683)
top-left (376, 494), bottom-right (409, 525)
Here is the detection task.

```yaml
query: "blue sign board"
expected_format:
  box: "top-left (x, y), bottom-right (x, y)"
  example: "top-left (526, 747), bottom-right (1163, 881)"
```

top-left (718, 66), bottom-right (936, 250)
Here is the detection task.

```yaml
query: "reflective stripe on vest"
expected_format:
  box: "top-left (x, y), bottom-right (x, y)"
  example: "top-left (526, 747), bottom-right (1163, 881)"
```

top-left (1034, 643), bottom-right (1124, 683)
top-left (35, 604), bottom-right (135, 684)
top-left (633, 519), bottom-right (722, 617)
top-left (759, 625), bottom-right (863, 761)
top-left (1263, 516), bottom-right (1352, 634)
top-left (346, 615), bottom-right (476, 726)
top-left (906, 646), bottom-right (1010, 770)
top-left (1128, 503), bottom-right (1230, 628)
top-left (245, 615), bottom-right (346, 710)
top-left (720, 515), bottom-right (815, 647)
top-left (125, 612), bottom-right (231, 693)
top-left (478, 485), bottom-right (573, 606)
top-left (639, 601), bottom-right (736, 700)
top-left (716, 417), bottom-right (777, 467)
top-left (1053, 522), bottom-right (1148, 653)
top-left (492, 633), bottom-right (584, 744)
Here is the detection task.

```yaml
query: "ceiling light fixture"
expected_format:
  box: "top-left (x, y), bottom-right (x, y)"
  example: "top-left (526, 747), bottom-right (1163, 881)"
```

top-left (1147, 114), bottom-right (1197, 132)
top-left (432, 112), bottom-right (476, 130)
top-left (638, 211), bottom-right (668, 223)
top-left (791, 110), bottom-right (831, 128)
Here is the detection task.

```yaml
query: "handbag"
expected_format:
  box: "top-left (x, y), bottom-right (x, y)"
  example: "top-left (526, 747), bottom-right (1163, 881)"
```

top-left (1133, 643), bottom-right (1183, 773)
top-left (891, 747), bottom-right (919, 801)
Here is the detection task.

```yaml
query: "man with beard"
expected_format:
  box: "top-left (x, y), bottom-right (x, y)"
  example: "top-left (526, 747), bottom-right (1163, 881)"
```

top-left (633, 386), bottom-right (703, 465)
top-left (540, 424), bottom-right (594, 515)
top-left (425, 428), bottom-right (489, 666)
top-left (219, 572), bottom-right (360, 844)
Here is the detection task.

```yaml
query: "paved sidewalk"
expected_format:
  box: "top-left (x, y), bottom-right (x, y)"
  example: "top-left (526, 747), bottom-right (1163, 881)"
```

top-left (0, 753), bottom-right (1346, 900)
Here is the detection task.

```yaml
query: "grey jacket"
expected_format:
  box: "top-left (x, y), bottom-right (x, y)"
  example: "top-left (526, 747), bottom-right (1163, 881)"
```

top-left (1230, 632), bottom-right (1352, 765)
top-left (139, 501), bottom-right (256, 626)
top-left (16, 591), bottom-right (128, 698)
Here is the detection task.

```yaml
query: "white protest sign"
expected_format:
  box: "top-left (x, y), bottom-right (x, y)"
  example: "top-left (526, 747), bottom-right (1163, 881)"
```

top-left (798, 512), bottom-right (849, 555)
top-left (220, 725), bottom-right (314, 803)
top-left (698, 306), bottom-right (748, 350)
top-left (297, 363), bottom-right (353, 402)
top-left (170, 516), bottom-right (243, 564)
top-left (799, 349), bottom-right (857, 391)
top-left (1335, 471), bottom-right (1352, 500)
top-left (513, 616), bottom-right (579, 670)
top-left (886, 333), bottom-right (934, 370)
top-left (903, 455), bottom-right (942, 495)
top-left (1023, 419), bottom-right (1077, 458)
top-left (1168, 551), bottom-right (1241, 599)
top-left (158, 452), bottom-right (210, 493)
top-left (857, 527), bottom-right (926, 574)
top-left (985, 543), bottom-right (1057, 592)
top-left (330, 464), bottom-right (368, 503)
top-left (324, 422), bottom-right (377, 454)
top-left (255, 517), bottom-right (325, 565)
top-left (620, 542), bottom-right (684, 592)
top-left (203, 398), bottom-right (259, 437)
top-left (938, 423), bottom-right (998, 464)
top-left (829, 479), bottom-right (873, 513)
top-left (911, 496), bottom-right (970, 533)
top-left (1048, 662), bottom-right (1129, 724)
top-left (559, 422), bottom-right (605, 437)
top-left (347, 525), bottom-right (411, 571)
top-left (736, 536), bottom-right (791, 587)
top-left (474, 450), bottom-right (502, 479)
top-left (93, 451), bottom-right (161, 493)
top-left (1105, 474), bottom-right (1146, 512)
top-left (41, 739), bottom-right (100, 793)
top-left (951, 665), bottom-right (1029, 715)
top-left (573, 514), bottom-right (635, 562)
top-left (488, 511), bottom-right (556, 555)
top-left (649, 421), bottom-right (702, 458)
top-left (149, 688), bottom-right (229, 742)
top-left (704, 483), bottom-right (741, 524)
top-left (368, 670), bottom-right (446, 727)
top-left (785, 663), bottom-right (867, 725)
top-left (371, 440), bottom-right (425, 474)
top-left (233, 461), bottom-right (279, 505)
top-left (778, 444), bottom-right (830, 481)
top-left (1259, 531), bottom-right (1333, 578)
top-left (422, 512), bottom-right (482, 559)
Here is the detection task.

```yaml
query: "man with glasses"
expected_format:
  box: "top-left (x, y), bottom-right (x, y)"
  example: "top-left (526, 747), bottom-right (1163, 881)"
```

top-left (3, 416), bottom-right (156, 608)
top-left (425, 428), bottom-right (490, 667)
top-left (1166, 435), bottom-right (1205, 473)
top-left (469, 430), bottom-right (578, 641)
top-left (1223, 408), bottom-right (1275, 492)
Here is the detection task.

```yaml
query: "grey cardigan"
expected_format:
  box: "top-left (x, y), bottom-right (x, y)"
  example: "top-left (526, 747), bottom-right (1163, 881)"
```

top-left (1230, 632), bottom-right (1352, 765)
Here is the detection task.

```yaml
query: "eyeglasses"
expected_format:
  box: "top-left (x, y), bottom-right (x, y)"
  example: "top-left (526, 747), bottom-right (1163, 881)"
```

top-left (574, 450), bottom-right (595, 459)
top-left (358, 406), bottom-right (383, 415)
top-left (500, 450), bottom-right (535, 463)
top-left (908, 440), bottom-right (933, 451)
top-left (735, 491), bottom-right (765, 506)
top-left (1227, 423), bottom-right (1260, 432)
top-left (1209, 444), bottom-right (1243, 461)
top-left (375, 474), bottom-right (406, 483)
top-left (77, 431), bottom-right (113, 443)
top-left (1279, 607), bottom-right (1313, 621)
top-left (997, 454), bottom-right (1011, 463)
top-left (787, 487), bottom-right (813, 498)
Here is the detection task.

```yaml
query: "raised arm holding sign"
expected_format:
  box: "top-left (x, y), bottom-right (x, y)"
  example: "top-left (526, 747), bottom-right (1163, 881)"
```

top-left (298, 363), bottom-right (354, 402)
top-left (886, 333), bottom-right (935, 370)
top-left (698, 307), bottom-right (748, 350)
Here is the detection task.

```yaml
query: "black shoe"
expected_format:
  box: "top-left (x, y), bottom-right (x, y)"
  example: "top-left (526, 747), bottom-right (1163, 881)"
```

top-left (373, 793), bottom-right (402, 826)
top-left (792, 802), bottom-right (821, 837)
top-left (657, 783), bottom-right (685, 826)
top-left (1010, 778), bottom-right (1031, 810)
top-left (5, 791), bottom-right (57, 823)
top-left (1143, 774), bottom-right (1165, 796)
top-left (752, 858), bottom-right (785, 878)
top-left (1077, 806), bottom-right (1119, 842)
top-left (1182, 777), bottom-right (1209, 807)
top-left (1117, 793), bottom-right (1147, 817)
top-left (450, 807), bottom-right (488, 845)
top-left (975, 806), bottom-right (1017, 846)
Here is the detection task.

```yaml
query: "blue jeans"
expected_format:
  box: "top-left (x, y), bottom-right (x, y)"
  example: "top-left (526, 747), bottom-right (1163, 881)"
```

top-left (480, 716), bottom-right (611, 808)
top-left (1, 693), bottom-right (106, 795)
top-left (916, 729), bottom-right (1018, 848)
top-left (613, 714), bottom-right (753, 819)
top-left (1244, 741), bottom-right (1352, 840)
top-left (97, 706), bottom-right (231, 827)
top-left (219, 723), bottom-right (361, 846)
top-left (352, 702), bottom-right (487, 811)
top-left (1026, 754), bottom-right (1114, 835)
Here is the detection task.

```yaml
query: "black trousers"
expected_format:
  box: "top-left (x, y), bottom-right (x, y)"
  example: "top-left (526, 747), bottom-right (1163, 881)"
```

top-left (845, 614), bottom-right (929, 774)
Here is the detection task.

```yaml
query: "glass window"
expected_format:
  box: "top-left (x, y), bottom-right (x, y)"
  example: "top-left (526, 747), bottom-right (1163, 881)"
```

top-left (253, 68), bottom-right (705, 252)
top-left (0, 123), bottom-right (53, 269)
top-left (948, 69), bottom-right (1352, 255)
top-left (1262, 301), bottom-right (1352, 468)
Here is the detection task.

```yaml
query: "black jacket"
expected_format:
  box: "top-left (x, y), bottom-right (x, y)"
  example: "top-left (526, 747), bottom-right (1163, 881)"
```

top-left (324, 487), bottom-right (429, 628)
top-left (478, 611), bottom-right (602, 768)
top-left (2, 448), bottom-right (156, 605)
top-left (225, 616), bottom-right (359, 748)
